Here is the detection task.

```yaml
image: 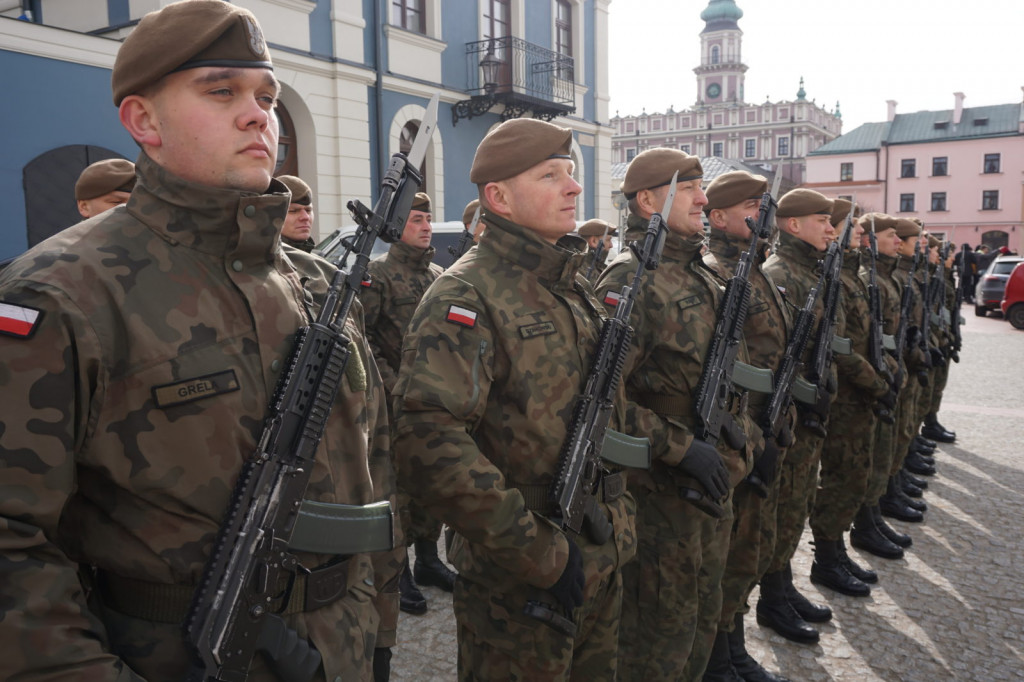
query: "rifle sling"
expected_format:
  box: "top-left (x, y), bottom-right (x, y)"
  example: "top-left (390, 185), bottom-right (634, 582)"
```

top-left (513, 471), bottom-right (626, 515)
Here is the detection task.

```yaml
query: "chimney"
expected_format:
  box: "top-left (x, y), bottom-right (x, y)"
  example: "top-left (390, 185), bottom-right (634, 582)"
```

top-left (953, 92), bottom-right (965, 125)
top-left (887, 99), bottom-right (897, 121)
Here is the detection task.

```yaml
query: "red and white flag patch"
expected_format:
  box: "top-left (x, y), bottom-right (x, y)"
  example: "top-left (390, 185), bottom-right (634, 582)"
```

top-left (445, 304), bottom-right (478, 328)
top-left (0, 302), bottom-right (43, 339)
top-left (603, 291), bottom-right (622, 307)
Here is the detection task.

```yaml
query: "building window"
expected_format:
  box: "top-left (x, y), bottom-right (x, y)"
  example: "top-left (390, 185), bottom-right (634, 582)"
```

top-left (983, 153), bottom-right (1001, 173)
top-left (982, 190), bottom-right (999, 210)
top-left (625, 121), bottom-right (634, 133)
top-left (777, 136), bottom-right (789, 156)
top-left (712, 142), bottom-right (723, 158)
top-left (680, 145), bottom-right (690, 153)
top-left (840, 162), bottom-right (853, 182)
top-left (652, 119), bottom-right (662, 131)
top-left (932, 156), bottom-right (947, 176)
top-left (931, 192), bottom-right (946, 212)
top-left (899, 194), bottom-right (915, 212)
top-left (711, 45), bottom-right (720, 64)
top-left (746, 111), bottom-right (756, 122)
top-left (555, 0), bottom-right (572, 79)
top-left (900, 159), bottom-right (916, 178)
top-left (484, 0), bottom-right (510, 41)
top-left (625, 148), bottom-right (636, 162)
top-left (274, 104), bottom-right (298, 177)
top-left (392, 0), bottom-right (425, 33)
top-left (744, 139), bottom-right (756, 158)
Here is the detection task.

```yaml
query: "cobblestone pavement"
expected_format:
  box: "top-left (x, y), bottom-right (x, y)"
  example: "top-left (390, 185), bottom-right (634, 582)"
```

top-left (390, 305), bottom-right (1024, 681)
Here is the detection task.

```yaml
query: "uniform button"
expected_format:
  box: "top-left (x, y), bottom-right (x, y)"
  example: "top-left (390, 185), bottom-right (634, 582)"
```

top-left (617, 532), bottom-right (624, 542)
top-left (270, 359), bottom-right (281, 372)
top-left (363, 577), bottom-right (374, 587)
top-left (334, 677), bottom-right (342, 682)
top-left (243, 205), bottom-right (256, 218)
top-left (232, 260), bottom-right (244, 272)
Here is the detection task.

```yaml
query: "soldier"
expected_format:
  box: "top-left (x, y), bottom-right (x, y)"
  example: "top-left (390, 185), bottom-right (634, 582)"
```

top-left (921, 240), bottom-right (958, 444)
top-left (701, 171), bottom-right (793, 682)
top-left (757, 189), bottom-right (836, 645)
top-left (595, 150), bottom-right (758, 681)
top-left (359, 191), bottom-right (454, 616)
top-left (807, 201), bottom-right (895, 600)
top-left (578, 218), bottom-right (617, 282)
top-left (0, 2), bottom-right (398, 680)
top-left (463, 198), bottom-right (488, 241)
top-left (276, 174), bottom-right (317, 252)
top-left (391, 118), bottom-right (637, 680)
top-left (75, 158), bottom-right (136, 218)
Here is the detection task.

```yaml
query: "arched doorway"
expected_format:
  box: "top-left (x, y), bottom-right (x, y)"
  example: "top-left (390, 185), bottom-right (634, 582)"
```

top-left (274, 102), bottom-right (299, 177)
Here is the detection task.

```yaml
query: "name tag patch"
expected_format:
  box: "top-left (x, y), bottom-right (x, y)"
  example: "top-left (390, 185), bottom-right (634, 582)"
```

top-left (519, 321), bottom-right (557, 339)
top-left (748, 301), bottom-right (769, 315)
top-left (677, 294), bottom-right (703, 311)
top-left (0, 302), bottom-right (43, 339)
top-left (446, 304), bottom-right (478, 328)
top-left (152, 370), bottom-right (240, 408)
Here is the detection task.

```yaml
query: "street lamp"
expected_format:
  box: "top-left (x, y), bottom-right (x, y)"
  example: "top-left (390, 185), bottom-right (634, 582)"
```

top-left (479, 47), bottom-right (501, 94)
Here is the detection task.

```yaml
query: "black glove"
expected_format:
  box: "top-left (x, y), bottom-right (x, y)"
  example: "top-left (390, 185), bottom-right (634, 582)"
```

top-left (950, 349), bottom-right (960, 363)
top-left (929, 346), bottom-right (946, 368)
top-left (907, 326), bottom-right (921, 349)
top-left (746, 436), bottom-right (781, 498)
top-left (916, 370), bottom-right (929, 388)
top-left (547, 539), bottom-right (584, 614)
top-left (677, 438), bottom-right (730, 501)
top-left (874, 388), bottom-right (897, 424)
top-left (877, 388), bottom-right (897, 412)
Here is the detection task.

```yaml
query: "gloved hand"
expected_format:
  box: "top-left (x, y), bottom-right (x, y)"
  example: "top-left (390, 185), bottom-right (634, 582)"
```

top-left (950, 349), bottom-right (960, 363)
top-left (547, 539), bottom-right (584, 614)
top-left (916, 370), bottom-right (929, 388)
top-left (875, 389), bottom-right (897, 424)
top-left (746, 436), bottom-right (782, 498)
top-left (929, 346), bottom-right (946, 368)
top-left (677, 438), bottom-right (730, 501)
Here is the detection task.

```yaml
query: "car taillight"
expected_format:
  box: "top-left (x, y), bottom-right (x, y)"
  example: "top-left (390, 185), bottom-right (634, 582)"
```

top-left (985, 275), bottom-right (1000, 281)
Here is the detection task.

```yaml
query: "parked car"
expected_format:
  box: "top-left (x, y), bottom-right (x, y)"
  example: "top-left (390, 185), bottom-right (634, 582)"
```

top-left (314, 221), bottom-right (469, 268)
top-left (1000, 261), bottom-right (1024, 330)
top-left (974, 255), bottom-right (1024, 317)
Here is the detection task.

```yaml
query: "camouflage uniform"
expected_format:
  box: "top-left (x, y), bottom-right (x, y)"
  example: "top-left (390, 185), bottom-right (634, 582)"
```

top-left (583, 246), bottom-right (611, 284)
top-left (0, 153), bottom-right (399, 681)
top-left (890, 257), bottom-right (928, 476)
top-left (762, 230), bottom-right (832, 573)
top-left (926, 268), bottom-right (956, 415)
top-left (595, 216), bottom-right (757, 682)
top-left (810, 251), bottom-right (890, 541)
top-left (282, 235), bottom-right (316, 252)
top-left (391, 213), bottom-right (636, 681)
top-left (704, 230), bottom-right (793, 631)
top-left (360, 240), bottom-right (444, 545)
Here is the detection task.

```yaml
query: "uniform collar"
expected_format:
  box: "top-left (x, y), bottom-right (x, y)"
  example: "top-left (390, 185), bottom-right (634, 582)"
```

top-left (387, 239), bottom-right (436, 268)
top-left (625, 213), bottom-right (705, 264)
top-left (876, 252), bottom-right (898, 276)
top-left (775, 230), bottom-right (826, 267)
top-left (478, 213), bottom-right (586, 286)
top-left (707, 228), bottom-right (749, 263)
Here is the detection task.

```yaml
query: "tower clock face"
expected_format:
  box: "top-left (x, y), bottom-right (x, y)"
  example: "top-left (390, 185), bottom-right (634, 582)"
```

top-left (706, 82), bottom-right (721, 99)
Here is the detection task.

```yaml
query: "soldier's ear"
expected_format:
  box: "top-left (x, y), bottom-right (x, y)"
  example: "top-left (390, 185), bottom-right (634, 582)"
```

top-left (119, 95), bottom-right (162, 149)
top-left (482, 182), bottom-right (512, 219)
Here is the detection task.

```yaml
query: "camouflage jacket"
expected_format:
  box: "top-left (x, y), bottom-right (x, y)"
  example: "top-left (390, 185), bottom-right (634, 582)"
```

top-left (391, 213), bottom-right (636, 599)
top-left (360, 240), bottom-right (443, 394)
top-left (866, 253), bottom-right (907, 388)
top-left (833, 251), bottom-right (889, 402)
top-left (893, 256), bottom-right (929, 370)
top-left (595, 216), bottom-right (758, 492)
top-left (282, 234), bottom-right (316, 252)
top-left (583, 245), bottom-right (611, 284)
top-left (0, 153), bottom-right (398, 681)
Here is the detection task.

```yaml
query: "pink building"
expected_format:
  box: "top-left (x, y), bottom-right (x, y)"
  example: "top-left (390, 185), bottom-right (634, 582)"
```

top-left (610, 0), bottom-right (841, 185)
top-left (806, 93), bottom-right (1024, 252)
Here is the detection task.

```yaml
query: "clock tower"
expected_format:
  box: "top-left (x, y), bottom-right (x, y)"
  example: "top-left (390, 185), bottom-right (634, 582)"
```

top-left (694, 0), bottom-right (747, 105)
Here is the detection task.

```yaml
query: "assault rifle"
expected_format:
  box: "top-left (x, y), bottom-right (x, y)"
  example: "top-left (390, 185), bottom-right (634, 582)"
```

top-left (951, 249), bottom-right (964, 358)
top-left (866, 222), bottom-right (895, 423)
top-left (692, 180), bottom-right (776, 513)
top-left (584, 221), bottom-right (613, 280)
top-left (526, 174), bottom-right (675, 638)
top-left (183, 93), bottom-right (439, 682)
top-left (448, 204), bottom-right (480, 266)
top-left (917, 253), bottom-right (936, 370)
top-left (890, 239), bottom-right (922, 391)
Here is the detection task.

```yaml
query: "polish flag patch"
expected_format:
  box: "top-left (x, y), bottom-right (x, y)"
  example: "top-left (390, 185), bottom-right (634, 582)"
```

top-left (361, 276), bottom-right (372, 287)
top-left (0, 302), bottom-right (43, 339)
top-left (603, 291), bottom-right (622, 307)
top-left (446, 304), bottom-right (478, 328)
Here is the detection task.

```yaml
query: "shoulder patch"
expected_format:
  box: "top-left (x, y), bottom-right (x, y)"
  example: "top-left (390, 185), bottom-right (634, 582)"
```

top-left (446, 304), bottom-right (478, 328)
top-left (152, 370), bottom-right (240, 408)
top-left (361, 276), bottom-right (372, 287)
top-left (0, 302), bottom-right (43, 339)
top-left (603, 290), bottom-right (622, 307)
top-left (519, 320), bottom-right (557, 339)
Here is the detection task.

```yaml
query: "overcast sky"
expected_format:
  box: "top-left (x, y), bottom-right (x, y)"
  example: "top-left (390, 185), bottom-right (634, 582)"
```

top-left (607, 0), bottom-right (1023, 133)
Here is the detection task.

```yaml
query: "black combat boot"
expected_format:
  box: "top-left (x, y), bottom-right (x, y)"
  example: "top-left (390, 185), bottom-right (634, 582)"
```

top-left (911, 438), bottom-right (937, 455)
top-left (850, 505), bottom-right (905, 559)
top-left (921, 412), bottom-right (956, 443)
top-left (894, 476), bottom-right (927, 511)
top-left (838, 536), bottom-right (877, 584)
top-left (756, 570), bottom-right (819, 643)
top-left (810, 540), bottom-right (871, 597)
top-left (782, 562), bottom-right (832, 623)
top-left (903, 469), bottom-right (929, 490)
top-left (728, 612), bottom-right (791, 682)
top-left (899, 471), bottom-right (924, 498)
top-left (413, 538), bottom-right (457, 592)
top-left (399, 560), bottom-right (427, 615)
top-left (880, 477), bottom-right (924, 522)
top-left (872, 505), bottom-right (913, 548)
top-left (702, 631), bottom-right (744, 682)
top-left (915, 435), bottom-right (938, 450)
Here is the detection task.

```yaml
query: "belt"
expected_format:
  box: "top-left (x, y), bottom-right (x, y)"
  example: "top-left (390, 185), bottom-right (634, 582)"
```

top-left (513, 471), bottom-right (626, 516)
top-left (95, 558), bottom-right (353, 624)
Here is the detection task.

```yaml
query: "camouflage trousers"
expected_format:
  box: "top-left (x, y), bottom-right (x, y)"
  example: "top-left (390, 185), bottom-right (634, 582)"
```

top-left (767, 422), bottom-right (824, 573)
top-left (866, 412), bottom-right (896, 503)
top-left (398, 489), bottom-right (444, 546)
top-left (717, 470), bottom-right (784, 632)
top-left (619, 487), bottom-right (733, 682)
top-left (927, 358), bottom-right (951, 417)
top-left (810, 395), bottom-right (877, 541)
top-left (453, 568), bottom-right (622, 681)
top-left (890, 377), bottom-right (922, 476)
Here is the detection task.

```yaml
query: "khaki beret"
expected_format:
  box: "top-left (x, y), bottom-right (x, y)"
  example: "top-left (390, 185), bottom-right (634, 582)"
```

top-left (829, 198), bottom-right (862, 227)
top-left (462, 199), bottom-right (481, 225)
top-left (75, 158), bottom-right (136, 200)
top-left (704, 171), bottom-right (767, 212)
top-left (411, 192), bottom-right (431, 213)
top-left (622, 148), bottom-right (703, 199)
top-left (858, 212), bottom-right (897, 233)
top-left (578, 219), bottom-right (617, 238)
top-left (927, 234), bottom-right (941, 249)
top-left (470, 119), bottom-right (573, 184)
top-left (112, 0), bottom-right (272, 106)
top-left (894, 218), bottom-right (921, 239)
top-left (276, 175), bottom-right (311, 205)
top-left (776, 188), bottom-right (833, 219)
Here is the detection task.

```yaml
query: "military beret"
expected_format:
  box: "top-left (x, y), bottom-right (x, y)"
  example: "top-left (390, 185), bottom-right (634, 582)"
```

top-left (858, 212), bottom-right (897, 233)
top-left (927, 234), bottom-right (941, 249)
top-left (829, 198), bottom-right (862, 227)
top-left (622, 148), bottom-right (703, 199)
top-left (776, 188), bottom-right (834, 219)
top-left (276, 175), bottom-right (311, 205)
top-left (578, 219), bottom-right (617, 238)
top-left (470, 119), bottom-right (573, 184)
top-left (462, 199), bottom-right (481, 225)
top-left (74, 158), bottom-right (136, 200)
top-left (894, 218), bottom-right (922, 239)
top-left (112, 0), bottom-right (273, 106)
top-left (411, 192), bottom-right (431, 213)
top-left (704, 171), bottom-right (767, 212)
